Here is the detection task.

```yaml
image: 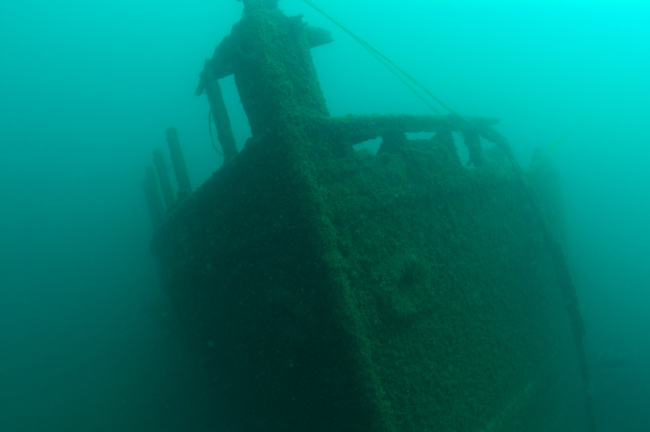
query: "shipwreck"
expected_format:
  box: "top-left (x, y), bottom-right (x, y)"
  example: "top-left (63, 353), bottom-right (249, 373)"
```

top-left (141, 1), bottom-right (595, 431)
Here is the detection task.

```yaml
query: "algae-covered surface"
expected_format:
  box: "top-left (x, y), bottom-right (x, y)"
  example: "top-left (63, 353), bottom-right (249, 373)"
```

top-left (151, 2), bottom-right (585, 430)
top-left (152, 125), bottom-right (582, 432)
top-left (308, 131), bottom-right (581, 432)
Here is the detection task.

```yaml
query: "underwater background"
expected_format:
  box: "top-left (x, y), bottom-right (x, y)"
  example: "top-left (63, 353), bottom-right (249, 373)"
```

top-left (1, 1), bottom-right (648, 431)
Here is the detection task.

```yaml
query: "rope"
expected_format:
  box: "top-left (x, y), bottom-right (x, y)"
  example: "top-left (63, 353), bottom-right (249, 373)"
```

top-left (366, 47), bottom-right (441, 114)
top-left (208, 109), bottom-right (224, 156)
top-left (301, 0), bottom-right (457, 116)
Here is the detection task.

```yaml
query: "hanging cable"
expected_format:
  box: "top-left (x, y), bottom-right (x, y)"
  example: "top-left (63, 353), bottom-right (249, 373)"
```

top-left (367, 47), bottom-right (441, 114)
top-left (301, 0), bottom-right (458, 116)
top-left (208, 109), bottom-right (224, 157)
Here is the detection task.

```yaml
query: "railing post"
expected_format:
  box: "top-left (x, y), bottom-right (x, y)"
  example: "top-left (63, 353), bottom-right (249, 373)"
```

top-left (203, 61), bottom-right (238, 163)
top-left (142, 166), bottom-right (165, 228)
top-left (153, 148), bottom-right (175, 209)
top-left (166, 127), bottom-right (192, 200)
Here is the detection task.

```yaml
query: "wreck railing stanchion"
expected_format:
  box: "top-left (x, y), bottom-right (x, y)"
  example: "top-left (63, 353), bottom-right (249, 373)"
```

top-left (461, 129), bottom-right (486, 167)
top-left (314, 113), bottom-right (500, 158)
top-left (142, 166), bottom-right (165, 228)
top-left (153, 148), bottom-right (175, 209)
top-left (198, 60), bottom-right (238, 162)
top-left (166, 127), bottom-right (192, 200)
